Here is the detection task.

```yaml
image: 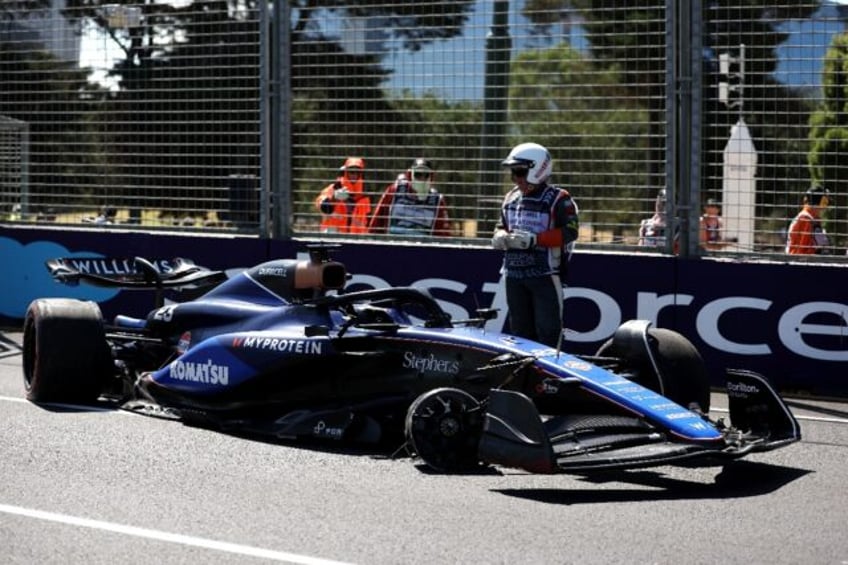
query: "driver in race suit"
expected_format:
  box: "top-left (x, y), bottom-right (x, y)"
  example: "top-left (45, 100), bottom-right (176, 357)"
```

top-left (492, 142), bottom-right (579, 348)
top-left (314, 157), bottom-right (371, 234)
top-left (368, 158), bottom-right (453, 236)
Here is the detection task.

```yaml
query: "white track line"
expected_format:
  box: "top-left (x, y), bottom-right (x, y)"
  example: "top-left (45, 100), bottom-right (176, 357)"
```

top-left (0, 503), bottom-right (353, 565)
top-left (0, 395), bottom-right (27, 403)
top-left (710, 406), bottom-right (848, 425)
top-left (0, 395), bottom-right (126, 413)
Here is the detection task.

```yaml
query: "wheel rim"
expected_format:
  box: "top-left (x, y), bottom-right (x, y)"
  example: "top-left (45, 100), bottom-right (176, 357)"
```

top-left (406, 388), bottom-right (483, 472)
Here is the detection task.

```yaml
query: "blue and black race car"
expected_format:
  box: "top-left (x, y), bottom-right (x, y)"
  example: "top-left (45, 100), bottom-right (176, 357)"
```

top-left (22, 245), bottom-right (800, 474)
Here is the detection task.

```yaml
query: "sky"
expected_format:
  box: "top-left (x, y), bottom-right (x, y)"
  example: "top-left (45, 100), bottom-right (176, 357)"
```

top-left (79, 19), bottom-right (123, 90)
top-left (773, 2), bottom-right (847, 89)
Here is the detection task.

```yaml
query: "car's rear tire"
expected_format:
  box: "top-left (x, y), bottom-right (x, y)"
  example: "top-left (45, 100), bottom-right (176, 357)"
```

top-left (22, 298), bottom-right (113, 403)
top-left (405, 387), bottom-right (484, 473)
top-left (597, 327), bottom-right (711, 413)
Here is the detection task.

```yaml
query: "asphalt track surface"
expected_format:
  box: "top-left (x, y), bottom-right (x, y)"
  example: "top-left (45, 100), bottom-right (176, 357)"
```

top-left (2, 331), bottom-right (847, 565)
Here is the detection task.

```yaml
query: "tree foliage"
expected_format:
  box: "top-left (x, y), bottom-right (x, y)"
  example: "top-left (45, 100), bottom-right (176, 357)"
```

top-left (286, 1), bottom-right (476, 223)
top-left (521, 0), bottom-right (820, 245)
top-left (702, 1), bottom-right (818, 212)
top-left (809, 32), bottom-right (848, 183)
top-left (56, 0), bottom-right (477, 221)
top-left (292, 93), bottom-right (483, 230)
top-left (0, 40), bottom-right (104, 212)
top-left (0, 1), bottom-right (51, 21)
top-left (808, 31), bottom-right (848, 249)
top-left (525, 0), bottom-right (666, 202)
top-left (507, 43), bottom-right (649, 235)
top-left (293, 0), bottom-right (473, 52)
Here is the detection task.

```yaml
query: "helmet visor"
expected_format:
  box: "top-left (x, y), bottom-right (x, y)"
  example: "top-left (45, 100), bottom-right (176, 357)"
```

top-left (411, 168), bottom-right (433, 181)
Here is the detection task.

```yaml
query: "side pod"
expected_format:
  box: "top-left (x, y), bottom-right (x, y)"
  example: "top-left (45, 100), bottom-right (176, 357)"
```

top-left (477, 390), bottom-right (557, 474)
top-left (725, 369), bottom-right (801, 449)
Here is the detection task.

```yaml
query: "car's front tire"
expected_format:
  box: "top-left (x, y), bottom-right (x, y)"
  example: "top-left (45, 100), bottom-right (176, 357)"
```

top-left (647, 328), bottom-right (711, 413)
top-left (405, 387), bottom-right (484, 473)
top-left (22, 298), bottom-right (113, 403)
top-left (597, 326), bottom-right (711, 414)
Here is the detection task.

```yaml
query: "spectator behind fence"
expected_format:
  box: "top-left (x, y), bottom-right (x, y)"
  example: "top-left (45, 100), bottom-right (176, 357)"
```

top-left (491, 142), bottom-right (579, 348)
top-left (82, 205), bottom-right (117, 225)
top-left (786, 185), bottom-right (831, 255)
top-left (314, 157), bottom-right (371, 234)
top-left (638, 189), bottom-right (668, 247)
top-left (368, 158), bottom-right (453, 237)
top-left (699, 198), bottom-right (729, 250)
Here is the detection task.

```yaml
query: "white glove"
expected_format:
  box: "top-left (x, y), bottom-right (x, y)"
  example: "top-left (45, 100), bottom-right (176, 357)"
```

top-left (334, 187), bottom-right (350, 201)
top-left (492, 229), bottom-right (509, 250)
top-left (505, 230), bottom-right (536, 250)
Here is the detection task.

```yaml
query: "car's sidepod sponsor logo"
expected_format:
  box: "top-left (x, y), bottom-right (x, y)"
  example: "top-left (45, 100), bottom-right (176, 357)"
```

top-left (313, 420), bottom-right (344, 439)
top-left (535, 379), bottom-right (560, 394)
top-left (563, 360), bottom-right (592, 371)
top-left (257, 267), bottom-right (286, 276)
top-left (170, 359), bottom-right (229, 385)
top-left (650, 402), bottom-right (680, 411)
top-left (403, 351), bottom-right (460, 375)
top-left (666, 411), bottom-right (698, 420)
top-left (601, 376), bottom-right (630, 385)
top-left (233, 336), bottom-right (323, 354)
top-left (727, 381), bottom-right (759, 397)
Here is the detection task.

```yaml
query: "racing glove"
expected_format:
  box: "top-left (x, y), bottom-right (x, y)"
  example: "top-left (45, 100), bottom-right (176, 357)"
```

top-left (492, 229), bottom-right (509, 250)
top-left (505, 230), bottom-right (536, 250)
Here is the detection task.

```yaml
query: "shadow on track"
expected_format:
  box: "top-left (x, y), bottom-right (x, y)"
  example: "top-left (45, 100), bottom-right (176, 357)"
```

top-left (492, 460), bottom-right (810, 504)
top-left (25, 399), bottom-right (124, 414)
top-left (0, 332), bottom-right (22, 359)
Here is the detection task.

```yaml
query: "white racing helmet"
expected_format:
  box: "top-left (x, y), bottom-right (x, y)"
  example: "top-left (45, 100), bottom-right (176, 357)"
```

top-left (501, 142), bottom-right (552, 185)
top-left (407, 158), bottom-right (435, 196)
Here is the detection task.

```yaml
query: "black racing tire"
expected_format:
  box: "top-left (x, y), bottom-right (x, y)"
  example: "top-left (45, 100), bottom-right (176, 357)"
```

top-left (22, 298), bottom-right (113, 403)
top-left (405, 387), bottom-right (484, 473)
top-left (597, 327), bottom-right (711, 413)
top-left (648, 328), bottom-right (711, 413)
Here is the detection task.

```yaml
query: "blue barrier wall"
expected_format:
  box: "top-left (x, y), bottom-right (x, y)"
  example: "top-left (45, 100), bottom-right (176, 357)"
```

top-left (2, 226), bottom-right (846, 397)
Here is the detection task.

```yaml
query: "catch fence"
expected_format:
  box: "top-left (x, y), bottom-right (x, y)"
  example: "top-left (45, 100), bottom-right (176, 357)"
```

top-left (1, 1), bottom-right (845, 259)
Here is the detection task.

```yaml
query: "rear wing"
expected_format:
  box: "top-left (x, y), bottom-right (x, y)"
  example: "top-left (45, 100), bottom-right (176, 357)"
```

top-left (46, 256), bottom-right (227, 302)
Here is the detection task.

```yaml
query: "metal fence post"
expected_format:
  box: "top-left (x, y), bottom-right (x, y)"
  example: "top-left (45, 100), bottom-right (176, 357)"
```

top-left (477, 1), bottom-right (511, 237)
top-left (667, 0), bottom-right (702, 257)
top-left (271, 0), bottom-right (293, 239)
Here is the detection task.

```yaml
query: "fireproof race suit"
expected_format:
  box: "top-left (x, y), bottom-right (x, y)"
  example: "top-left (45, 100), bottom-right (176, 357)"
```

top-left (495, 183), bottom-right (579, 347)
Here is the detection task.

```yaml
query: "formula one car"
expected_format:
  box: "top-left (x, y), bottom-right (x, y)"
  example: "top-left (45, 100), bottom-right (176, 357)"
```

top-left (22, 245), bottom-right (800, 474)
